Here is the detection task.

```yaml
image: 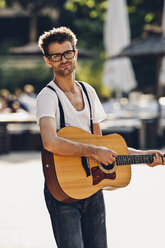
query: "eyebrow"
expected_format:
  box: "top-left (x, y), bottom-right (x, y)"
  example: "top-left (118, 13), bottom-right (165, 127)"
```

top-left (48, 50), bottom-right (73, 55)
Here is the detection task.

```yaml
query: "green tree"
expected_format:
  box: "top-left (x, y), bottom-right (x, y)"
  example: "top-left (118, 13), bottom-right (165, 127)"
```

top-left (2, 0), bottom-right (165, 94)
top-left (127, 0), bottom-right (164, 38)
top-left (64, 0), bottom-right (164, 49)
top-left (126, 0), bottom-right (164, 93)
top-left (64, 0), bottom-right (107, 51)
top-left (0, 0), bottom-right (5, 7)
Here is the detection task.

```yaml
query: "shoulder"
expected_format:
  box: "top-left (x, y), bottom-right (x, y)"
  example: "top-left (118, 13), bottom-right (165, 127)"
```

top-left (37, 81), bottom-right (58, 101)
top-left (78, 81), bottom-right (96, 94)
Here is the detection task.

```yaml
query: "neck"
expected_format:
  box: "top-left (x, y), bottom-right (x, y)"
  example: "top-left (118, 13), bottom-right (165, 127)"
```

top-left (53, 74), bottom-right (76, 93)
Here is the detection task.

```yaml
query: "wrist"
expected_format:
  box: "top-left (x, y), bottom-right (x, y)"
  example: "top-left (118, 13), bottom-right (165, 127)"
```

top-left (128, 147), bottom-right (143, 155)
top-left (84, 144), bottom-right (98, 158)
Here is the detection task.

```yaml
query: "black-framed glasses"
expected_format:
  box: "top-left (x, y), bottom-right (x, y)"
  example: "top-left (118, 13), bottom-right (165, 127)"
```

top-left (46, 50), bottom-right (75, 62)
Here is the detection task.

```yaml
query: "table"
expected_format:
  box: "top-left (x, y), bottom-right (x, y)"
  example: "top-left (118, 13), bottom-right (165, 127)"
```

top-left (0, 113), bottom-right (40, 153)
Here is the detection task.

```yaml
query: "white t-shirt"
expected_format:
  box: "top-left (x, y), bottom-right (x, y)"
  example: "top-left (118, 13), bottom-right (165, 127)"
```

top-left (36, 81), bottom-right (106, 132)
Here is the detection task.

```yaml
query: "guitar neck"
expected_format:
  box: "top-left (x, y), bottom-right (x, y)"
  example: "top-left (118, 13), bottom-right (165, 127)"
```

top-left (116, 154), bottom-right (165, 165)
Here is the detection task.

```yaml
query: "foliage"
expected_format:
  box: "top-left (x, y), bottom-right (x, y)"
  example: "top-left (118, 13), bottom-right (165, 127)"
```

top-left (0, 57), bottom-right (110, 99)
top-left (65, 0), bottom-right (107, 20)
top-left (63, 0), bottom-right (165, 94)
top-left (127, 0), bottom-right (164, 38)
top-left (2, 0), bottom-right (165, 95)
top-left (5, 0), bottom-right (66, 12)
top-left (4, 0), bottom-right (67, 42)
top-left (64, 0), bottom-right (107, 51)
top-left (77, 57), bottom-right (110, 99)
top-left (0, 0), bottom-right (5, 8)
top-left (0, 63), bottom-right (52, 93)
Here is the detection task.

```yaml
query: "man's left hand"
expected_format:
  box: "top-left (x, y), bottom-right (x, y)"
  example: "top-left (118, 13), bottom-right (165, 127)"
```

top-left (144, 150), bottom-right (165, 167)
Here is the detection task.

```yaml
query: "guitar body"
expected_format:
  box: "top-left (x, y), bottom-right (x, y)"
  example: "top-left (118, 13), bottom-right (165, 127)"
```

top-left (42, 127), bottom-right (131, 203)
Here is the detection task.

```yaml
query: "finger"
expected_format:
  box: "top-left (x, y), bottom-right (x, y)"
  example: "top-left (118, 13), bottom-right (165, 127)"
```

top-left (103, 161), bottom-right (109, 166)
top-left (148, 156), bottom-right (158, 167)
top-left (154, 155), bottom-right (161, 163)
top-left (160, 157), bottom-right (165, 165)
top-left (154, 153), bottom-right (161, 161)
top-left (110, 152), bottom-right (117, 157)
top-left (157, 151), bottom-right (164, 156)
top-left (157, 153), bottom-right (165, 164)
top-left (153, 155), bottom-right (162, 165)
top-left (110, 155), bottom-right (116, 162)
top-left (156, 152), bottom-right (164, 158)
top-left (103, 160), bottom-right (114, 166)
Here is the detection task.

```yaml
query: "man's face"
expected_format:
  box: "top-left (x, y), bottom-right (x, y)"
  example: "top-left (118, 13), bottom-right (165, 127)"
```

top-left (47, 41), bottom-right (77, 76)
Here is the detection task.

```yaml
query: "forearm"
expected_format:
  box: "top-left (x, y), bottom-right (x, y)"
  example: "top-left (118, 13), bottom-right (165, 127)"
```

top-left (128, 147), bottom-right (143, 155)
top-left (39, 118), bottom-right (117, 164)
top-left (128, 147), bottom-right (162, 156)
top-left (43, 135), bottom-right (98, 158)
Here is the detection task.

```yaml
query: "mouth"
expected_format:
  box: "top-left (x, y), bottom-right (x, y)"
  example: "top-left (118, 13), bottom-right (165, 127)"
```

top-left (60, 63), bottom-right (70, 68)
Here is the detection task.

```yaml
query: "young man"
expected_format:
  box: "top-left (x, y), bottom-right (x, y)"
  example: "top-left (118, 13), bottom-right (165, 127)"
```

top-left (36, 26), bottom-right (165, 248)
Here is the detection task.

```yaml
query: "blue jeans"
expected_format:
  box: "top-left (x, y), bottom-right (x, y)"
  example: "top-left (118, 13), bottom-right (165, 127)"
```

top-left (44, 184), bottom-right (108, 248)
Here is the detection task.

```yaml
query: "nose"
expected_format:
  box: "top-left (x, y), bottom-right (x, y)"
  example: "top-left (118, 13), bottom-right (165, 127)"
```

top-left (61, 54), bottom-right (67, 62)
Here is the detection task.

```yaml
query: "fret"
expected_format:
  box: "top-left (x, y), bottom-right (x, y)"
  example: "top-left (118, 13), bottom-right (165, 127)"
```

top-left (139, 155), bottom-right (143, 163)
top-left (116, 154), bottom-right (156, 165)
top-left (131, 156), bottom-right (135, 164)
top-left (135, 155), bottom-right (139, 164)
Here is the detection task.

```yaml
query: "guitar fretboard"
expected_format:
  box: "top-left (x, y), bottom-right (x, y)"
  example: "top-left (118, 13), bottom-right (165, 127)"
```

top-left (116, 154), bottom-right (165, 165)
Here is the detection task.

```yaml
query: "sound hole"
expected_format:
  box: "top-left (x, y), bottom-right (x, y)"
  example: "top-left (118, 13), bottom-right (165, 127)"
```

top-left (101, 162), bottom-right (115, 171)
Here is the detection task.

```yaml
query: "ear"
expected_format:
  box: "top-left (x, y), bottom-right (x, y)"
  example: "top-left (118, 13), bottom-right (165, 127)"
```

top-left (44, 56), bottom-right (52, 68)
top-left (75, 49), bottom-right (78, 59)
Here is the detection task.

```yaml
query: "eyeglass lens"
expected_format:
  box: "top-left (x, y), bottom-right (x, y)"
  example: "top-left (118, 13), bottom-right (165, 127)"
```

top-left (50, 50), bottom-right (75, 62)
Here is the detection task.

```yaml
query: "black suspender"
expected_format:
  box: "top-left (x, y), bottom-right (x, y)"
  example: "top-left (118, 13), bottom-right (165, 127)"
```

top-left (47, 85), bottom-right (65, 129)
top-left (78, 82), bottom-right (93, 134)
top-left (46, 82), bottom-right (93, 134)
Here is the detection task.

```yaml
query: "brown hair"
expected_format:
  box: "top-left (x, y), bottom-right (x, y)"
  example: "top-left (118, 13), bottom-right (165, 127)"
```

top-left (38, 26), bottom-right (78, 56)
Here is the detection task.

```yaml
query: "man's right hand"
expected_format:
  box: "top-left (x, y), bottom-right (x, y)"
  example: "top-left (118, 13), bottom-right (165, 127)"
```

top-left (92, 146), bottom-right (118, 166)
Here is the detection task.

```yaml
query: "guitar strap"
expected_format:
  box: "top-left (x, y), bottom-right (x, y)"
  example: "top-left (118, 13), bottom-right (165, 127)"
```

top-left (47, 82), bottom-right (93, 134)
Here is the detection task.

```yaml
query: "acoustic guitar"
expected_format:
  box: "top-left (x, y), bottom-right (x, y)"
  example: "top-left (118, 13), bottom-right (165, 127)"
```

top-left (42, 126), bottom-right (164, 203)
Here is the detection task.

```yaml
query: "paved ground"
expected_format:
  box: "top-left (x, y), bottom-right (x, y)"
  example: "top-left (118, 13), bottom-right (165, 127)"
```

top-left (0, 151), bottom-right (165, 248)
